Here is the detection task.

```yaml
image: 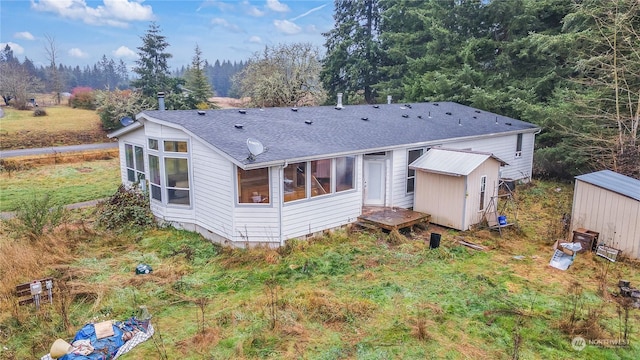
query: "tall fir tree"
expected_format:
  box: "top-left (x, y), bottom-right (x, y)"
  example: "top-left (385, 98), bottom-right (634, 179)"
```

top-left (131, 22), bottom-right (172, 98)
top-left (321, 0), bottom-right (384, 104)
top-left (185, 44), bottom-right (214, 105)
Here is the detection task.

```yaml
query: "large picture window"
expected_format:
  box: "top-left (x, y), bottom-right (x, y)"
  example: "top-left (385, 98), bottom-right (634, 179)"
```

top-left (125, 144), bottom-right (145, 183)
top-left (407, 149), bottom-right (423, 193)
top-left (237, 168), bottom-right (270, 204)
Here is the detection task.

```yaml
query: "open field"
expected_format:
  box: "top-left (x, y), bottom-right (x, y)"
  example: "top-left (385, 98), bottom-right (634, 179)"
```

top-left (0, 106), bottom-right (108, 150)
top-left (0, 157), bottom-right (120, 212)
top-left (0, 181), bottom-right (638, 359)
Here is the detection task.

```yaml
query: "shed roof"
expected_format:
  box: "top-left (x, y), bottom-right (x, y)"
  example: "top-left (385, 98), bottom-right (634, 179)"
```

top-left (409, 148), bottom-right (506, 177)
top-left (112, 101), bottom-right (539, 169)
top-left (575, 170), bottom-right (640, 201)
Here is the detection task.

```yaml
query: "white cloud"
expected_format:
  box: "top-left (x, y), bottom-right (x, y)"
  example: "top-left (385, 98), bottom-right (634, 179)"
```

top-left (211, 17), bottom-right (242, 33)
top-left (274, 19), bottom-right (301, 35)
top-left (197, 0), bottom-right (234, 12)
top-left (113, 45), bottom-right (136, 58)
top-left (248, 36), bottom-right (262, 44)
top-left (289, 4), bottom-right (327, 21)
top-left (68, 48), bottom-right (89, 58)
top-left (266, 0), bottom-right (289, 13)
top-left (0, 42), bottom-right (25, 55)
top-left (14, 32), bottom-right (35, 40)
top-left (247, 6), bottom-right (265, 17)
top-left (30, 0), bottom-right (154, 28)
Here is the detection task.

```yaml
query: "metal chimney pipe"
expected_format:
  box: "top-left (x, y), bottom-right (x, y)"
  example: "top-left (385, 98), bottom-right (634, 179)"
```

top-left (387, 95), bottom-right (392, 104)
top-left (158, 92), bottom-right (165, 111)
top-left (337, 92), bottom-right (343, 108)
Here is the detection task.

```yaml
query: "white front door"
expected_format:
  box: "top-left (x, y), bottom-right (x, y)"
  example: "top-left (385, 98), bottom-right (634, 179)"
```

top-left (364, 159), bottom-right (386, 206)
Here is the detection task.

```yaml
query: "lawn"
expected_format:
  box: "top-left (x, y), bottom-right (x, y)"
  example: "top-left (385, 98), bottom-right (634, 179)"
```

top-left (0, 157), bottom-right (121, 212)
top-left (0, 105), bottom-right (108, 149)
top-left (0, 181), bottom-right (638, 359)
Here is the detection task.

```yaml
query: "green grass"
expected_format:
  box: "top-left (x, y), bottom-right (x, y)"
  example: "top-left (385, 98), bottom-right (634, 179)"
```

top-left (0, 158), bottom-right (121, 211)
top-left (1, 181), bottom-right (639, 359)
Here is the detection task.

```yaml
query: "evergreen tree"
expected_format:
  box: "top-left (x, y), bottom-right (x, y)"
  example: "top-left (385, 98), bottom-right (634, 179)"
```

top-left (321, 0), bottom-right (384, 104)
top-left (185, 44), bottom-right (214, 105)
top-left (131, 22), bottom-right (172, 98)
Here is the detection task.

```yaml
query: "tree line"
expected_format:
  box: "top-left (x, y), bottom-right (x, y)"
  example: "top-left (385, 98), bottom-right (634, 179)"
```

top-left (0, 0), bottom-right (637, 179)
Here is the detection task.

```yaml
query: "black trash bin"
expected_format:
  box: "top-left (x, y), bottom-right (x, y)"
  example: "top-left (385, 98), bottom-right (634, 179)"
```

top-left (429, 233), bottom-right (441, 249)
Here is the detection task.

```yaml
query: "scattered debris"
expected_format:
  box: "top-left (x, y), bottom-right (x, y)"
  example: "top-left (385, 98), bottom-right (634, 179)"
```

top-left (455, 237), bottom-right (486, 251)
top-left (618, 280), bottom-right (640, 308)
top-left (135, 264), bottom-right (152, 275)
top-left (513, 255), bottom-right (525, 260)
top-left (596, 245), bottom-right (621, 262)
top-left (549, 242), bottom-right (582, 270)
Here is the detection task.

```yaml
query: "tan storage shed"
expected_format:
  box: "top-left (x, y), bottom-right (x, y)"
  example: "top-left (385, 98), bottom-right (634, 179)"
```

top-left (571, 170), bottom-right (640, 259)
top-left (410, 148), bottom-right (506, 231)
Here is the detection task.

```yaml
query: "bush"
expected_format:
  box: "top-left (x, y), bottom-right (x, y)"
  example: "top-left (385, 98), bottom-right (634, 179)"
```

top-left (2, 193), bottom-right (66, 241)
top-left (95, 185), bottom-right (155, 230)
top-left (95, 89), bottom-right (149, 131)
top-left (33, 108), bottom-right (47, 116)
top-left (69, 87), bottom-right (96, 110)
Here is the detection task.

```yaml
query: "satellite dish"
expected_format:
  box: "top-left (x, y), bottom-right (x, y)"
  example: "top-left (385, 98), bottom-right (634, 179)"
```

top-left (246, 138), bottom-right (264, 160)
top-left (120, 116), bottom-right (134, 127)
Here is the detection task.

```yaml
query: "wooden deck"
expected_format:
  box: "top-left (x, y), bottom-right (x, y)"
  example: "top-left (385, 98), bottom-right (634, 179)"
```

top-left (358, 207), bottom-right (431, 231)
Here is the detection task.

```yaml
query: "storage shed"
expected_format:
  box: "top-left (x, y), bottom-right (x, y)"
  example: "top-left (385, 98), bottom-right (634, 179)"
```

top-left (410, 148), bottom-right (506, 230)
top-left (571, 170), bottom-right (640, 260)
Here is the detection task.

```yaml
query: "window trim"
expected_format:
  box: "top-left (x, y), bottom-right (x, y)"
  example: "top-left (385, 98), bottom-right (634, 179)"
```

top-left (283, 156), bottom-right (357, 204)
top-left (515, 133), bottom-right (523, 158)
top-left (236, 166), bottom-right (272, 206)
top-left (124, 143), bottom-right (145, 185)
top-left (406, 148), bottom-right (424, 194)
top-left (146, 138), bottom-right (192, 207)
top-left (479, 175), bottom-right (487, 211)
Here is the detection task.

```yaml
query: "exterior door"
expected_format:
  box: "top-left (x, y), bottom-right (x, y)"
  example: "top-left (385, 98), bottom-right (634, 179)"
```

top-left (364, 159), bottom-right (386, 206)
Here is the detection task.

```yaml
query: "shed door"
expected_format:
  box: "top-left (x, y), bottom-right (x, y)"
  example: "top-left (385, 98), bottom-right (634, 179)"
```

top-left (364, 159), bottom-right (386, 206)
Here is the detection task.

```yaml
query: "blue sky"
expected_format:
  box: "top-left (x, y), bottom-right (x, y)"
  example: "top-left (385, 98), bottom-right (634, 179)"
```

top-left (0, 0), bottom-right (334, 70)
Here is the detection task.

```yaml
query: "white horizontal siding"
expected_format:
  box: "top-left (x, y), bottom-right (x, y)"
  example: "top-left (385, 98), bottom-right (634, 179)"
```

top-left (144, 122), bottom-right (187, 139)
top-left (191, 138), bottom-right (235, 240)
top-left (391, 149), bottom-right (414, 209)
top-left (442, 132), bottom-right (535, 181)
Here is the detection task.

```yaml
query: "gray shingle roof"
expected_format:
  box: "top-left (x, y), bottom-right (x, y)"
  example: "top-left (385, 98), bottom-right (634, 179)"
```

top-left (137, 102), bottom-right (539, 168)
top-left (576, 170), bottom-right (640, 201)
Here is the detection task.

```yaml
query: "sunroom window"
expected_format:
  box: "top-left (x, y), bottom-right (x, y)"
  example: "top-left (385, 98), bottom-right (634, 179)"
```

top-left (237, 167), bottom-right (270, 204)
top-left (336, 156), bottom-right (355, 192)
top-left (311, 159), bottom-right (332, 197)
top-left (284, 162), bottom-right (306, 202)
top-left (125, 144), bottom-right (145, 183)
top-left (165, 157), bottom-right (190, 205)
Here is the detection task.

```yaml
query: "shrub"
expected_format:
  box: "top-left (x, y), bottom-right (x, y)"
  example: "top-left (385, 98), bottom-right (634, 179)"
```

top-left (95, 89), bottom-right (149, 131)
top-left (95, 185), bottom-right (155, 230)
top-left (69, 87), bottom-right (96, 110)
top-left (33, 108), bottom-right (47, 117)
top-left (2, 193), bottom-right (66, 241)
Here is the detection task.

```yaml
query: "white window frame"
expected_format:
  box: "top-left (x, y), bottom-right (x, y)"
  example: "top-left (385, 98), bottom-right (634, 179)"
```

top-left (479, 175), bottom-right (487, 211)
top-left (515, 133), bottom-right (523, 158)
top-left (146, 138), bottom-right (192, 207)
top-left (407, 148), bottom-right (424, 194)
top-left (124, 143), bottom-right (145, 185)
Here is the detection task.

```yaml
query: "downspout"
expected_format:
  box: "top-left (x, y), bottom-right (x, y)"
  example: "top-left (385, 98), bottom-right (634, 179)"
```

top-left (279, 161), bottom-right (288, 247)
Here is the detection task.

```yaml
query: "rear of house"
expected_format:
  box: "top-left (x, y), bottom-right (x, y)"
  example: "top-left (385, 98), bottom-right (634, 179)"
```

top-left (109, 101), bottom-right (540, 247)
top-left (571, 170), bottom-right (640, 259)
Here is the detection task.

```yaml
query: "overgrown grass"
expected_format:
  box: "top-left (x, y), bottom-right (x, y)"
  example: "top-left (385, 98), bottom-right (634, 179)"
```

top-left (0, 158), bottom-right (120, 211)
top-left (1, 181), bottom-right (639, 359)
top-left (0, 106), bottom-right (100, 133)
top-left (0, 105), bottom-right (108, 149)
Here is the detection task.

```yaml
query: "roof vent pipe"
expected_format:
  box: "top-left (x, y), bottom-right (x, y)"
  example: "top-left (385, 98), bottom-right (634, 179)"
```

top-left (336, 93), bottom-right (343, 109)
top-left (158, 92), bottom-right (165, 111)
top-left (387, 95), bottom-right (392, 104)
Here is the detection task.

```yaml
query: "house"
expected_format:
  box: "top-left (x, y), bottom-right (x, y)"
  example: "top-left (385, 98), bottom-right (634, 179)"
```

top-left (570, 170), bottom-right (640, 259)
top-left (108, 97), bottom-right (540, 247)
top-left (410, 148), bottom-right (507, 231)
